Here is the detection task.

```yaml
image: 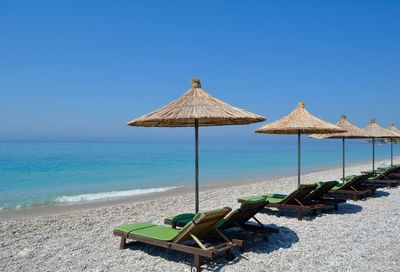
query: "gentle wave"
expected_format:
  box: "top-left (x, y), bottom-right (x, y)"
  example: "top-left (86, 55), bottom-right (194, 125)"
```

top-left (54, 186), bottom-right (179, 203)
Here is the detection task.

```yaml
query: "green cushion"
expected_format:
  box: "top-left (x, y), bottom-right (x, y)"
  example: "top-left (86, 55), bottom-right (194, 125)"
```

top-left (237, 195), bottom-right (266, 204)
top-left (264, 196), bottom-right (284, 204)
top-left (165, 208), bottom-right (231, 229)
top-left (215, 218), bottom-right (226, 229)
top-left (263, 193), bottom-right (287, 199)
top-left (342, 175), bottom-right (356, 181)
top-left (115, 222), bottom-right (154, 233)
top-left (165, 213), bottom-right (195, 226)
top-left (115, 223), bottom-right (180, 241)
top-left (332, 183), bottom-right (345, 190)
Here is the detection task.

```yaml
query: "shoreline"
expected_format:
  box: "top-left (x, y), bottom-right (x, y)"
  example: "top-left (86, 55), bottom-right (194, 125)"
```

top-left (0, 157), bottom-right (393, 221)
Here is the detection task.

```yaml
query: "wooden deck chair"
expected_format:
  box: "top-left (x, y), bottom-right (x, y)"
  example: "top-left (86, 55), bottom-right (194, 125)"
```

top-left (113, 207), bottom-right (243, 272)
top-left (330, 173), bottom-right (376, 200)
top-left (164, 197), bottom-right (279, 246)
top-left (365, 167), bottom-right (400, 188)
top-left (263, 184), bottom-right (325, 220)
top-left (270, 181), bottom-right (346, 211)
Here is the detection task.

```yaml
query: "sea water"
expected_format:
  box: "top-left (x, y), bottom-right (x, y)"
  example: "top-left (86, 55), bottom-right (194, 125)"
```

top-left (0, 138), bottom-right (395, 209)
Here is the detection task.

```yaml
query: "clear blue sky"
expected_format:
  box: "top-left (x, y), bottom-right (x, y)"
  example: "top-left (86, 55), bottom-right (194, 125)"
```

top-left (1, 1), bottom-right (399, 141)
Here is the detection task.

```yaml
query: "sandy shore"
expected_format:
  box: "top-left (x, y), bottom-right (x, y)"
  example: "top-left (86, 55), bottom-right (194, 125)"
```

top-left (1, 159), bottom-right (399, 271)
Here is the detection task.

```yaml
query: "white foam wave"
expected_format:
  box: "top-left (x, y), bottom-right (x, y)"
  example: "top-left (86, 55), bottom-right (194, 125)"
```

top-left (54, 186), bottom-right (179, 203)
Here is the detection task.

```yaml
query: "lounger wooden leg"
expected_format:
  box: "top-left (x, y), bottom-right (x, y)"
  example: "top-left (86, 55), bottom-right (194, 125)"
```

top-left (312, 209), bottom-right (317, 216)
top-left (225, 249), bottom-right (234, 260)
top-left (193, 255), bottom-right (201, 271)
top-left (119, 237), bottom-right (126, 250)
top-left (296, 209), bottom-right (303, 221)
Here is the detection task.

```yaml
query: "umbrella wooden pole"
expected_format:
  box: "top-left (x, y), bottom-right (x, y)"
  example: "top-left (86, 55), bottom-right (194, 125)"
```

top-left (342, 137), bottom-right (345, 182)
top-left (297, 131), bottom-right (301, 187)
top-left (372, 138), bottom-right (375, 171)
top-left (195, 119), bottom-right (199, 213)
top-left (391, 138), bottom-right (393, 167)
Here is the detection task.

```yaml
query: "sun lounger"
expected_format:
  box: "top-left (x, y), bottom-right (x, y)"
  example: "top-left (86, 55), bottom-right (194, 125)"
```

top-left (270, 181), bottom-right (346, 211)
top-left (306, 181), bottom-right (346, 209)
top-left (377, 164), bottom-right (400, 172)
top-left (164, 196), bottom-right (279, 245)
top-left (330, 173), bottom-right (376, 200)
top-left (114, 207), bottom-right (243, 271)
top-left (263, 184), bottom-right (325, 220)
top-left (363, 167), bottom-right (400, 187)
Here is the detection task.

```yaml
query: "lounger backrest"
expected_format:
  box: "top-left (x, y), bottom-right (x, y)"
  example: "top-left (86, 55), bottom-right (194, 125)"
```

top-left (306, 181), bottom-right (338, 200)
top-left (336, 173), bottom-right (369, 190)
top-left (373, 167), bottom-right (397, 179)
top-left (173, 207), bottom-right (231, 243)
top-left (280, 184), bottom-right (317, 204)
top-left (218, 197), bottom-right (268, 230)
top-left (351, 172), bottom-right (374, 188)
top-left (361, 171), bottom-right (375, 181)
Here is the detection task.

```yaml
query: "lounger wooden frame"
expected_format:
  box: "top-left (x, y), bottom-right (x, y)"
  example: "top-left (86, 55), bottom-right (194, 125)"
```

top-left (114, 208), bottom-right (243, 271)
top-left (365, 179), bottom-right (398, 188)
top-left (266, 184), bottom-right (325, 220)
top-left (330, 173), bottom-right (376, 201)
top-left (361, 167), bottom-right (400, 188)
top-left (267, 202), bottom-right (324, 220)
top-left (114, 229), bottom-right (242, 271)
top-left (164, 200), bottom-right (279, 246)
top-left (304, 181), bottom-right (346, 210)
top-left (329, 188), bottom-right (373, 201)
top-left (219, 201), bottom-right (279, 244)
top-left (365, 169), bottom-right (399, 188)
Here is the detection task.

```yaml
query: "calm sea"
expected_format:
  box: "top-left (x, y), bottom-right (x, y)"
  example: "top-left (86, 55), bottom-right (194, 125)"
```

top-left (0, 138), bottom-right (396, 209)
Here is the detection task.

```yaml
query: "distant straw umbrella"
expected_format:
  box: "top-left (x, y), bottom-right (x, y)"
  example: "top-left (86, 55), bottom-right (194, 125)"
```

top-left (127, 78), bottom-right (265, 213)
top-left (363, 119), bottom-right (400, 171)
top-left (386, 124), bottom-right (400, 166)
top-left (255, 102), bottom-right (345, 187)
top-left (310, 115), bottom-right (371, 181)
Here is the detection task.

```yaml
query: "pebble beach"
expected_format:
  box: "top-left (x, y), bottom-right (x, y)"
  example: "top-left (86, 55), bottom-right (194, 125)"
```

top-left (1, 159), bottom-right (399, 272)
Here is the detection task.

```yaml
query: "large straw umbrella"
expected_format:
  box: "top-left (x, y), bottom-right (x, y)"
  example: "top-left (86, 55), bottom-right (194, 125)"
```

top-left (255, 102), bottom-right (345, 187)
top-left (363, 119), bottom-right (400, 171)
top-left (386, 124), bottom-right (400, 166)
top-left (127, 78), bottom-right (265, 213)
top-left (310, 115), bottom-right (371, 181)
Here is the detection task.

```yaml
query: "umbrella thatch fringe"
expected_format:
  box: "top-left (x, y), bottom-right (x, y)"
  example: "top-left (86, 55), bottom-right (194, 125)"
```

top-left (310, 115), bottom-right (370, 139)
top-left (128, 78), bottom-right (266, 127)
top-left (387, 123), bottom-right (400, 136)
top-left (255, 102), bottom-right (345, 134)
top-left (363, 119), bottom-right (400, 138)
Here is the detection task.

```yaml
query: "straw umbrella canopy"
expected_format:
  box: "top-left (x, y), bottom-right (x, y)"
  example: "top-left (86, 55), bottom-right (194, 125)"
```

top-left (363, 119), bottom-right (400, 171)
top-left (387, 124), bottom-right (400, 166)
top-left (127, 78), bottom-right (266, 213)
top-left (310, 115), bottom-right (371, 181)
top-left (255, 102), bottom-right (345, 187)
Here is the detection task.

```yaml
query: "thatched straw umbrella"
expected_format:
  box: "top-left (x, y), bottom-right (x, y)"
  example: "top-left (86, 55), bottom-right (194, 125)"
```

top-left (310, 115), bottom-right (371, 181)
top-left (127, 78), bottom-right (265, 213)
top-left (363, 119), bottom-right (400, 171)
top-left (387, 124), bottom-right (400, 166)
top-left (255, 102), bottom-right (345, 187)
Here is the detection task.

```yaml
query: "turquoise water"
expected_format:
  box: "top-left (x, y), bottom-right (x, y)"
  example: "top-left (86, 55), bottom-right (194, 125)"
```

top-left (0, 138), bottom-right (396, 209)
